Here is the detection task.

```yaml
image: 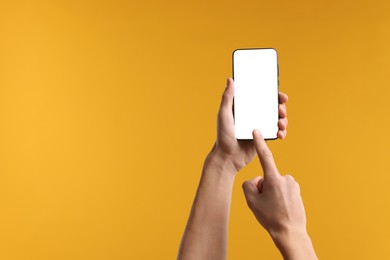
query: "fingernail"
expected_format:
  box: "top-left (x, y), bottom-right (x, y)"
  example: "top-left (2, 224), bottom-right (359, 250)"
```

top-left (226, 78), bottom-right (230, 87)
top-left (253, 129), bottom-right (260, 135)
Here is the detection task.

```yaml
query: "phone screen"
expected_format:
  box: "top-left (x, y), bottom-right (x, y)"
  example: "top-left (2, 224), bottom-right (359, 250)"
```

top-left (233, 48), bottom-right (279, 140)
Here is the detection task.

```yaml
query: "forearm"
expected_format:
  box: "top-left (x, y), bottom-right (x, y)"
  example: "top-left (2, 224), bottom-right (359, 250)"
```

top-left (271, 230), bottom-right (317, 260)
top-left (178, 150), bottom-right (236, 260)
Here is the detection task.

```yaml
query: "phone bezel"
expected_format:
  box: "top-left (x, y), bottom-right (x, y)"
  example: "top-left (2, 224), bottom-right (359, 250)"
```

top-left (232, 48), bottom-right (280, 141)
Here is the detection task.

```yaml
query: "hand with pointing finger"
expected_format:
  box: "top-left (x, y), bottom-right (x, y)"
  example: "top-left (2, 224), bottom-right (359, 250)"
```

top-left (178, 78), bottom-right (294, 260)
top-left (242, 129), bottom-right (318, 260)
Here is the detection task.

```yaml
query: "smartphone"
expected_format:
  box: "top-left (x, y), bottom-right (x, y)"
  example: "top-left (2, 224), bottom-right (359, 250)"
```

top-left (232, 48), bottom-right (279, 140)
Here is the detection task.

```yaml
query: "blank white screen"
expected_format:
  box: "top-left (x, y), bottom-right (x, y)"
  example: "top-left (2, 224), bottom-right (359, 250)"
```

top-left (233, 49), bottom-right (279, 140)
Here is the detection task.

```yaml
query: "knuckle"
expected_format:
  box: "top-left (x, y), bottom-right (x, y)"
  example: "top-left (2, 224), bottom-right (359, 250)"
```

top-left (242, 181), bottom-right (252, 192)
top-left (266, 179), bottom-right (279, 189)
top-left (285, 174), bottom-right (295, 182)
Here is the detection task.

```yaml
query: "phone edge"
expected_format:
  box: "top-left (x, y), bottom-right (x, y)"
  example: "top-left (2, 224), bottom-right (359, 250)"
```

top-left (232, 48), bottom-right (279, 141)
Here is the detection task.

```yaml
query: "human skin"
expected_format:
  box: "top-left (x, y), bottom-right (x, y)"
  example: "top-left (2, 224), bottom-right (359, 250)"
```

top-left (242, 129), bottom-right (317, 260)
top-left (177, 78), bottom-right (292, 260)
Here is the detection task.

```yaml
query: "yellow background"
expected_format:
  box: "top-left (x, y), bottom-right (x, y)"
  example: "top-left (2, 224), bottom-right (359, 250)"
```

top-left (1, 0), bottom-right (390, 259)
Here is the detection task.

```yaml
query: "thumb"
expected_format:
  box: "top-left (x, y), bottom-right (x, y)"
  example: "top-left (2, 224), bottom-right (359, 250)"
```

top-left (221, 78), bottom-right (234, 109)
top-left (218, 78), bottom-right (234, 121)
top-left (242, 176), bottom-right (263, 208)
top-left (217, 78), bottom-right (235, 138)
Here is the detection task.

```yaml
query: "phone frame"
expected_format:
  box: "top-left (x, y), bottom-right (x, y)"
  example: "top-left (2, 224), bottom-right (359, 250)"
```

top-left (232, 48), bottom-right (280, 141)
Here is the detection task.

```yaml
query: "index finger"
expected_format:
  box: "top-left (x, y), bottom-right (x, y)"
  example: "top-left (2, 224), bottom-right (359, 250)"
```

top-left (252, 129), bottom-right (280, 180)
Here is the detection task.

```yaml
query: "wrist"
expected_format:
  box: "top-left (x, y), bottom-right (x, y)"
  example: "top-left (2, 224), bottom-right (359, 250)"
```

top-left (205, 148), bottom-right (238, 178)
top-left (271, 228), bottom-right (308, 246)
top-left (271, 229), bottom-right (317, 260)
